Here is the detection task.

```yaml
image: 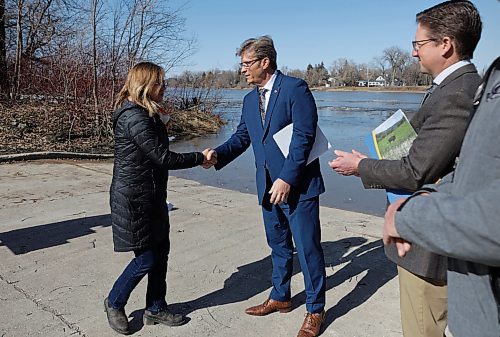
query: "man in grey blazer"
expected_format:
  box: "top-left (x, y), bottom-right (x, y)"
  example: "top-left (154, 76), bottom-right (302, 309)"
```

top-left (384, 56), bottom-right (500, 337)
top-left (329, 1), bottom-right (482, 336)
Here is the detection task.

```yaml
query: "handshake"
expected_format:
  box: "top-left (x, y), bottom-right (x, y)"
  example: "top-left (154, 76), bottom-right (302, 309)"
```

top-left (201, 148), bottom-right (217, 169)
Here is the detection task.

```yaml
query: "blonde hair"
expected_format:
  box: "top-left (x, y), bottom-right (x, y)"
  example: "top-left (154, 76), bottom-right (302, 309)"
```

top-left (114, 62), bottom-right (164, 116)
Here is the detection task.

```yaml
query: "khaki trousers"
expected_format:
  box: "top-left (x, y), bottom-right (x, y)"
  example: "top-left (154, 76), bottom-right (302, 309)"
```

top-left (398, 266), bottom-right (448, 337)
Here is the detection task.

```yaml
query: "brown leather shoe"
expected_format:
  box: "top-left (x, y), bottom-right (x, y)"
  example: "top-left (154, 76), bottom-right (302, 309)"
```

top-left (245, 298), bottom-right (292, 316)
top-left (297, 311), bottom-right (325, 337)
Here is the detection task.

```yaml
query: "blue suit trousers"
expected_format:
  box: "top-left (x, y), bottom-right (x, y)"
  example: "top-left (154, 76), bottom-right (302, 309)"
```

top-left (262, 192), bottom-right (326, 313)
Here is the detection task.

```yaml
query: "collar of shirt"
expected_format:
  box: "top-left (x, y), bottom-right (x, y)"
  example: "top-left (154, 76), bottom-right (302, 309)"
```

top-left (433, 60), bottom-right (471, 85)
top-left (260, 71), bottom-right (278, 110)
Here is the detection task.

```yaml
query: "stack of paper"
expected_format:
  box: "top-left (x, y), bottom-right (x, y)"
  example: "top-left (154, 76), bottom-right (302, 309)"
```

top-left (273, 124), bottom-right (331, 165)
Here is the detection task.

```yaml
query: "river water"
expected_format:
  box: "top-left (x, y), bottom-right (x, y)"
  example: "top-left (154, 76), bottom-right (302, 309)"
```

top-left (169, 89), bottom-right (423, 217)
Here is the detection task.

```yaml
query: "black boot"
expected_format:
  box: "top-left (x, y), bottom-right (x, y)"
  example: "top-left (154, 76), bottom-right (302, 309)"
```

top-left (104, 298), bottom-right (130, 335)
top-left (143, 308), bottom-right (186, 326)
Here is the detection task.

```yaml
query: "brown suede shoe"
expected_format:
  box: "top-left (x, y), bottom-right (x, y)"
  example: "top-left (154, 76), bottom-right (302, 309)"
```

top-left (297, 311), bottom-right (325, 337)
top-left (244, 298), bottom-right (292, 316)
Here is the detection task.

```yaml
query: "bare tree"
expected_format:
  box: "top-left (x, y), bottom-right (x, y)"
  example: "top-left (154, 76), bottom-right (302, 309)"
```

top-left (330, 58), bottom-right (359, 86)
top-left (12, 0), bottom-right (22, 98)
top-left (382, 46), bottom-right (411, 86)
top-left (7, 0), bottom-right (79, 98)
top-left (280, 66), bottom-right (306, 81)
top-left (166, 70), bottom-right (222, 118)
top-left (373, 55), bottom-right (388, 82)
top-left (121, 0), bottom-right (196, 70)
top-left (23, 0), bottom-right (54, 59)
top-left (304, 62), bottom-right (328, 87)
top-left (396, 52), bottom-right (412, 85)
top-left (109, 1), bottom-right (127, 104)
top-left (0, 0), bottom-right (7, 95)
top-left (358, 63), bottom-right (370, 81)
top-left (0, 0), bottom-right (210, 151)
top-left (103, 0), bottom-right (197, 102)
top-left (90, 0), bottom-right (101, 134)
top-left (23, 0), bottom-right (79, 61)
top-left (402, 58), bottom-right (432, 86)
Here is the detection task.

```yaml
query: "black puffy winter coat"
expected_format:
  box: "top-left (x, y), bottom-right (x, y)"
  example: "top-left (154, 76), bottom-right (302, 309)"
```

top-left (110, 101), bottom-right (204, 252)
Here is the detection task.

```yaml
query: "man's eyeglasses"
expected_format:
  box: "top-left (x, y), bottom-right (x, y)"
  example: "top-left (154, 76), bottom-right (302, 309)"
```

top-left (412, 39), bottom-right (437, 51)
top-left (239, 58), bottom-right (262, 69)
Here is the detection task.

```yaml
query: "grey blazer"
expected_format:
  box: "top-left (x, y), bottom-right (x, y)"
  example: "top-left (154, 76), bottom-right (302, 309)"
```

top-left (395, 57), bottom-right (500, 337)
top-left (358, 63), bottom-right (481, 279)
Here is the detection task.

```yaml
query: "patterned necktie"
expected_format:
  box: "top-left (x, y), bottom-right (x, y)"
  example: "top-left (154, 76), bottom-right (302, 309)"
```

top-left (258, 87), bottom-right (268, 125)
top-left (420, 82), bottom-right (437, 106)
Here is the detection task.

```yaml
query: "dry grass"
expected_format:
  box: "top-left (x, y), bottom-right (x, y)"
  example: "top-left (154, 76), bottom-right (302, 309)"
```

top-left (0, 100), bottom-right (225, 155)
top-left (168, 108), bottom-right (226, 138)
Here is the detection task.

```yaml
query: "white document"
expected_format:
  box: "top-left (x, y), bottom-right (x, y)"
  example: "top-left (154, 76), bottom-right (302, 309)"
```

top-left (273, 124), bottom-right (332, 165)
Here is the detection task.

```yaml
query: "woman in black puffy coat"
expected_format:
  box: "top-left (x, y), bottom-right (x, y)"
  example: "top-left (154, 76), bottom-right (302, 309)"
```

top-left (104, 62), bottom-right (214, 335)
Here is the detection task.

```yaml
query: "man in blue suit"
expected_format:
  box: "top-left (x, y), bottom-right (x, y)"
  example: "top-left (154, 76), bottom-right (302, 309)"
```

top-left (207, 36), bottom-right (326, 337)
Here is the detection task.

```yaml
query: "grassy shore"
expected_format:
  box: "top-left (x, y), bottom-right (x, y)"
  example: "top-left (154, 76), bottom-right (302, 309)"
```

top-left (0, 99), bottom-right (225, 155)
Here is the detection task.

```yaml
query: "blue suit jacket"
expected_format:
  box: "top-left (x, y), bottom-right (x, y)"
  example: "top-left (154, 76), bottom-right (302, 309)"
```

top-left (215, 71), bottom-right (325, 205)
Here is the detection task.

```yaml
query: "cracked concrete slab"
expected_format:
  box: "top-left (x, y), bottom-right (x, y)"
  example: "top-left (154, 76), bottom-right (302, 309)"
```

top-left (0, 161), bottom-right (401, 337)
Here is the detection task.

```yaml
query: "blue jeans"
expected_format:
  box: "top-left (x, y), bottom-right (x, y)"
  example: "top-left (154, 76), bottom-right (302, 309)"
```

top-left (108, 236), bottom-right (170, 313)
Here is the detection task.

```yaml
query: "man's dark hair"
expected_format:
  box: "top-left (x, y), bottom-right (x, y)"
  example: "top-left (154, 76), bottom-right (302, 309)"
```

top-left (236, 35), bottom-right (278, 71)
top-left (417, 0), bottom-right (482, 60)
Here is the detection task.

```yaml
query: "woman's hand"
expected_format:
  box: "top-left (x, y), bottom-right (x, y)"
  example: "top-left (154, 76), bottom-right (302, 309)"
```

top-left (202, 148), bottom-right (217, 168)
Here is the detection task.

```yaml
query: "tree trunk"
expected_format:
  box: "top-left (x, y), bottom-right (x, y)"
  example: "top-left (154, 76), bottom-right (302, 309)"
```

top-left (91, 0), bottom-right (100, 137)
top-left (0, 0), bottom-right (8, 97)
top-left (13, 0), bottom-right (23, 99)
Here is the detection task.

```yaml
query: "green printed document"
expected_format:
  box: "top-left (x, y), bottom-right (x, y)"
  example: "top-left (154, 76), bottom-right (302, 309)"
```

top-left (365, 109), bottom-right (417, 202)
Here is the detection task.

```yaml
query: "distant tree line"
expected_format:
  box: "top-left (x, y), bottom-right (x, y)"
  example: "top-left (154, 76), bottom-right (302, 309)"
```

top-left (171, 46), bottom-right (432, 89)
top-left (290, 46), bottom-right (432, 87)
